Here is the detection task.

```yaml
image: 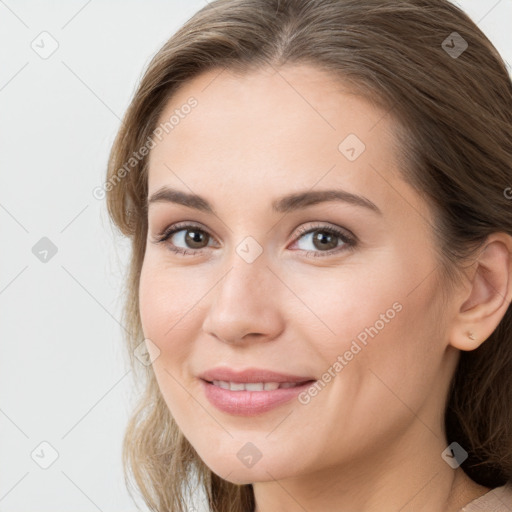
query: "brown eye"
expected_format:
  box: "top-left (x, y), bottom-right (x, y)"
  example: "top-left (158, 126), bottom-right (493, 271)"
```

top-left (184, 228), bottom-right (210, 249)
top-left (291, 223), bottom-right (357, 257)
top-left (153, 223), bottom-right (217, 256)
top-left (310, 230), bottom-right (339, 251)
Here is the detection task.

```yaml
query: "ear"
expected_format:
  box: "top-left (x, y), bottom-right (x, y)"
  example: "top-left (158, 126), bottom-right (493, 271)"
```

top-left (449, 233), bottom-right (512, 351)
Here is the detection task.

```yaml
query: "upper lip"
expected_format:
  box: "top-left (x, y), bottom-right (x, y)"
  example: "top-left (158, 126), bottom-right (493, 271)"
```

top-left (199, 367), bottom-right (316, 384)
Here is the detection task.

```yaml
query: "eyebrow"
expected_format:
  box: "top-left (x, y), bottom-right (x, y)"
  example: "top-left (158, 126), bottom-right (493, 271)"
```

top-left (147, 186), bottom-right (382, 215)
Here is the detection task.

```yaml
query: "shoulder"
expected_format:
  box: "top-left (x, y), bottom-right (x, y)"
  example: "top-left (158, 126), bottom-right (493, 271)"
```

top-left (459, 481), bottom-right (512, 512)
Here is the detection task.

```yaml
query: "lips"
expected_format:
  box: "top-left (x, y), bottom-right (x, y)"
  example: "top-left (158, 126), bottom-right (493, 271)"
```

top-left (200, 379), bottom-right (316, 416)
top-left (197, 367), bottom-right (317, 416)
top-left (198, 366), bottom-right (316, 384)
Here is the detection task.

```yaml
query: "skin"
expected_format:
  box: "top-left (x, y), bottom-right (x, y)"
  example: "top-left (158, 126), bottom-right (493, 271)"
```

top-left (139, 64), bottom-right (512, 511)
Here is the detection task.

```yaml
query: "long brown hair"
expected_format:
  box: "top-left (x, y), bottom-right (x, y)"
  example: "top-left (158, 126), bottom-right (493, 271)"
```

top-left (105, 1), bottom-right (512, 510)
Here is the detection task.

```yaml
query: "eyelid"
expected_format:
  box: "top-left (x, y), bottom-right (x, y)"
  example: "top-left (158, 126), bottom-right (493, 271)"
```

top-left (293, 222), bottom-right (356, 242)
top-left (152, 221), bottom-right (214, 243)
top-left (152, 220), bottom-right (357, 257)
top-left (154, 221), bottom-right (354, 241)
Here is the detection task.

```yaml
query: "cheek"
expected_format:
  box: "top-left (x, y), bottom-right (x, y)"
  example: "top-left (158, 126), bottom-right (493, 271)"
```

top-left (138, 259), bottom-right (194, 359)
top-left (295, 259), bottom-right (403, 348)
top-left (139, 252), bottom-right (202, 331)
top-left (138, 261), bottom-right (199, 417)
top-left (309, 249), bottom-right (442, 383)
top-left (138, 263), bottom-right (168, 340)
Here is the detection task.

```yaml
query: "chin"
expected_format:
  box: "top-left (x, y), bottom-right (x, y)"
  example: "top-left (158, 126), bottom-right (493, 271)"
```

top-left (202, 456), bottom-right (295, 485)
top-left (212, 470), bottom-right (273, 486)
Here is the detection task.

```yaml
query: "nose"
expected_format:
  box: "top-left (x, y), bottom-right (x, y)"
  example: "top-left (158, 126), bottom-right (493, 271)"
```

top-left (201, 254), bottom-right (285, 345)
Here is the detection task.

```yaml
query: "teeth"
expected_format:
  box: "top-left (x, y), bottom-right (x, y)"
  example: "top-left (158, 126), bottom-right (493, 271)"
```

top-left (279, 382), bottom-right (300, 389)
top-left (211, 380), bottom-right (303, 391)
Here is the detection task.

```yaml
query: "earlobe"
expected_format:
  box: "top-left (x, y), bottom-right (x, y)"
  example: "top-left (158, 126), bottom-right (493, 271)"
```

top-left (450, 328), bottom-right (484, 352)
top-left (448, 234), bottom-right (512, 352)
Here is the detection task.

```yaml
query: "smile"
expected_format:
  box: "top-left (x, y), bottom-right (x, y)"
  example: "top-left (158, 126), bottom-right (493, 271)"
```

top-left (210, 380), bottom-right (307, 391)
top-left (201, 379), bottom-right (316, 416)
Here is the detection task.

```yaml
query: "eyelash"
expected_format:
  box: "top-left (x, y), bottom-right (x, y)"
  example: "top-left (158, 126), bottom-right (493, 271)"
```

top-left (152, 221), bottom-right (357, 258)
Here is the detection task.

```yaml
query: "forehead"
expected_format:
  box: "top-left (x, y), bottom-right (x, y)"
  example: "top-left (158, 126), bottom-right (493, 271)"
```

top-left (150, 65), bottom-right (386, 165)
top-left (146, 64), bottom-right (430, 223)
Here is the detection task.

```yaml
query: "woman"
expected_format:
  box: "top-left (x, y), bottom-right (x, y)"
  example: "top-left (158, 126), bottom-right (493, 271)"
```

top-left (105, 0), bottom-right (512, 510)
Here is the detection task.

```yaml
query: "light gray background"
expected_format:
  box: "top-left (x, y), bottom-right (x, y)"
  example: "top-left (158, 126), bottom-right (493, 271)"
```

top-left (1, 1), bottom-right (511, 511)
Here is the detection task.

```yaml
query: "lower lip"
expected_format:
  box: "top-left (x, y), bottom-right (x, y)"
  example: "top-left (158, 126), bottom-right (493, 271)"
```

top-left (200, 379), bottom-right (316, 416)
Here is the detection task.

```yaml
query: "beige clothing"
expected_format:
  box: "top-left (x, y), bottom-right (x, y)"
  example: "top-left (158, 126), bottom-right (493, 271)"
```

top-left (459, 482), bottom-right (512, 511)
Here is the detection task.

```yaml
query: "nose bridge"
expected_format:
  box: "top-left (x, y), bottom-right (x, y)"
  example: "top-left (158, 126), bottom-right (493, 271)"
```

top-left (202, 243), bottom-right (284, 344)
top-left (218, 230), bottom-right (272, 299)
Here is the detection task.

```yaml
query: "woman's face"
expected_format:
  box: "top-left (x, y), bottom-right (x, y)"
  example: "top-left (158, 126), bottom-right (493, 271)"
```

top-left (139, 64), bottom-right (459, 483)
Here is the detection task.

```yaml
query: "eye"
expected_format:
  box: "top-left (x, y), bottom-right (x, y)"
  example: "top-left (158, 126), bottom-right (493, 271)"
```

top-left (152, 221), bottom-right (357, 258)
top-left (290, 223), bottom-right (356, 257)
top-left (152, 222), bottom-right (217, 256)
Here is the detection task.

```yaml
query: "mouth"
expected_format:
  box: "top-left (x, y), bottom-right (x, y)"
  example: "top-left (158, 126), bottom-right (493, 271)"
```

top-left (197, 366), bottom-right (316, 385)
top-left (203, 379), bottom-right (315, 391)
top-left (200, 378), bottom-right (317, 416)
